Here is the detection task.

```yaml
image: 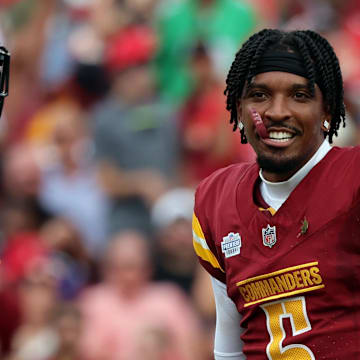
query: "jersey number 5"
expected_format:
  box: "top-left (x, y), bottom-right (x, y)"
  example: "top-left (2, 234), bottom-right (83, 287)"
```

top-left (260, 296), bottom-right (315, 360)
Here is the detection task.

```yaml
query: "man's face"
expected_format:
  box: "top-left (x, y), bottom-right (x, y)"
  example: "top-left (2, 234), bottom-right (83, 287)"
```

top-left (238, 71), bottom-right (329, 182)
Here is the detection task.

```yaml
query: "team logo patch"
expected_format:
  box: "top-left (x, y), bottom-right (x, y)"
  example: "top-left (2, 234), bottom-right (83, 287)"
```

top-left (262, 224), bottom-right (277, 248)
top-left (221, 232), bottom-right (242, 258)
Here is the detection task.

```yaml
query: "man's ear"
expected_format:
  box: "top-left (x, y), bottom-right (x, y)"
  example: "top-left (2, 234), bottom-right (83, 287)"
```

top-left (321, 117), bottom-right (331, 132)
top-left (237, 104), bottom-right (244, 131)
top-left (321, 103), bottom-right (331, 130)
top-left (321, 104), bottom-right (331, 132)
top-left (236, 99), bottom-right (247, 143)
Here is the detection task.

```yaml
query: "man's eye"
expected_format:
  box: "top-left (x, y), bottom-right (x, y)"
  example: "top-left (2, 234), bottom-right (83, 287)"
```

top-left (294, 92), bottom-right (310, 99)
top-left (250, 91), bottom-right (266, 99)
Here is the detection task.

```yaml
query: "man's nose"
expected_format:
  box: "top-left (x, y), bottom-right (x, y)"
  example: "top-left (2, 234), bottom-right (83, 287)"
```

top-left (263, 96), bottom-right (291, 123)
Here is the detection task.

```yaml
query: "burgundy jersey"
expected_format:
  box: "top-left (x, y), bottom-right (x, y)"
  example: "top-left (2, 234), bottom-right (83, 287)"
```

top-left (193, 146), bottom-right (360, 359)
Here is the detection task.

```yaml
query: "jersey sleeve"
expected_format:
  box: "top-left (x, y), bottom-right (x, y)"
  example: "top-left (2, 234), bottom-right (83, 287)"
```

top-left (193, 185), bottom-right (226, 284)
top-left (211, 277), bottom-right (245, 360)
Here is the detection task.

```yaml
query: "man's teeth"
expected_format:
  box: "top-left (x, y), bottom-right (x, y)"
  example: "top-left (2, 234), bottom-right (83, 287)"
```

top-left (268, 131), bottom-right (294, 141)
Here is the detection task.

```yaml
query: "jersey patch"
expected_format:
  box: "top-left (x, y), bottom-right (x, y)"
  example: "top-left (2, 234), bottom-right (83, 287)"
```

top-left (221, 232), bottom-right (242, 258)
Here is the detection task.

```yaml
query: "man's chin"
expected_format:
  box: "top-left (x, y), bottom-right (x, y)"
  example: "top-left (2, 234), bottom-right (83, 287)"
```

top-left (257, 154), bottom-right (304, 176)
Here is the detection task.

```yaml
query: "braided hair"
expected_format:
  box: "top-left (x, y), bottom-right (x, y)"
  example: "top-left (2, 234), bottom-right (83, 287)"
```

top-left (224, 29), bottom-right (345, 144)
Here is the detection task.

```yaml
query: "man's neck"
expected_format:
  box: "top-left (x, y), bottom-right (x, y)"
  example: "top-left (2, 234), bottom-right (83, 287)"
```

top-left (261, 140), bottom-right (330, 183)
top-left (259, 140), bottom-right (332, 211)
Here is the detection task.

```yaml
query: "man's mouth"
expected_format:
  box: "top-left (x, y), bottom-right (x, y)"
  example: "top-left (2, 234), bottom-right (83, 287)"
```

top-left (261, 130), bottom-right (297, 147)
top-left (248, 109), bottom-right (299, 147)
top-left (268, 131), bottom-right (295, 142)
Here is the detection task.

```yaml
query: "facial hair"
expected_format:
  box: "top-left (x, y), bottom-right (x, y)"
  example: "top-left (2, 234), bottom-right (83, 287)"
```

top-left (257, 150), bottom-right (311, 176)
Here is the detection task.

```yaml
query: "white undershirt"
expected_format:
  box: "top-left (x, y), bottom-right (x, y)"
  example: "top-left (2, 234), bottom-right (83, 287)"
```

top-left (212, 140), bottom-right (332, 360)
top-left (259, 140), bottom-right (332, 211)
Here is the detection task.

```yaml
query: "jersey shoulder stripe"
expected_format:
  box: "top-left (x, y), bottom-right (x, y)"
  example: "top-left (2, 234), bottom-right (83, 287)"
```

top-left (193, 213), bottom-right (224, 272)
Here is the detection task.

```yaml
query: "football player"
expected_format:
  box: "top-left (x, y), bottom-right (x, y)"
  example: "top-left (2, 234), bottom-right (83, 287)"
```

top-left (193, 29), bottom-right (360, 359)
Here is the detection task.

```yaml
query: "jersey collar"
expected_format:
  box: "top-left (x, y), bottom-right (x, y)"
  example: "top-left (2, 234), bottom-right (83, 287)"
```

top-left (259, 140), bottom-right (332, 211)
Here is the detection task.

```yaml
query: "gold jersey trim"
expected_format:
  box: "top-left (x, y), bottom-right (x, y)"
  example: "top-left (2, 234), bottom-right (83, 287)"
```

top-left (244, 284), bottom-right (324, 307)
top-left (192, 213), bottom-right (224, 272)
top-left (259, 207), bottom-right (277, 216)
top-left (237, 262), bottom-right (319, 286)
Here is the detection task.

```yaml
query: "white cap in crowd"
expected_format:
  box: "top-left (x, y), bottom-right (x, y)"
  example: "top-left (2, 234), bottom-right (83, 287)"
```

top-left (151, 188), bottom-right (195, 229)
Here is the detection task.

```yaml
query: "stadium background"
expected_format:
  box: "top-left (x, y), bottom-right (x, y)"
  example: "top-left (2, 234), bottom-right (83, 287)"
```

top-left (0, 0), bottom-right (359, 359)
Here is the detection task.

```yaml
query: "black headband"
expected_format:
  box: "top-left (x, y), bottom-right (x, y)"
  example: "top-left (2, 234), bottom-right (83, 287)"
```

top-left (253, 50), bottom-right (324, 92)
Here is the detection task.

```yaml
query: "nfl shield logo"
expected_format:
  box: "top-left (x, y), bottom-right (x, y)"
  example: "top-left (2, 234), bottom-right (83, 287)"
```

top-left (262, 224), bottom-right (277, 248)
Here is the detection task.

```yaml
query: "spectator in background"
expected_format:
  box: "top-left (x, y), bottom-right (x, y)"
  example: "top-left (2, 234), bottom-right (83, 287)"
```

top-left (3, 0), bottom-right (56, 144)
top-left (0, 200), bottom-right (47, 286)
top-left (1, 214), bottom-right (90, 357)
top-left (151, 187), bottom-right (197, 294)
top-left (37, 99), bottom-right (109, 257)
top-left (0, 145), bottom-right (49, 287)
top-left (151, 187), bottom-right (217, 359)
top-left (122, 0), bottom-right (159, 25)
top-left (78, 230), bottom-right (204, 360)
top-left (40, 217), bottom-right (93, 300)
top-left (2, 143), bottom-right (50, 230)
top-left (0, 278), bottom-right (21, 357)
top-left (154, 0), bottom-right (257, 104)
top-left (49, 303), bottom-right (83, 360)
top-left (180, 43), bottom-right (254, 186)
top-left (89, 0), bottom-right (159, 36)
top-left (39, 0), bottom-right (84, 94)
top-left (132, 326), bottom-right (178, 360)
top-left (7, 268), bottom-right (59, 360)
top-left (92, 26), bottom-right (179, 236)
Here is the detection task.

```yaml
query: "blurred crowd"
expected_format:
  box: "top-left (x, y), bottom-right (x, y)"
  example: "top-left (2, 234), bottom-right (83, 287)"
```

top-left (0, 0), bottom-right (360, 359)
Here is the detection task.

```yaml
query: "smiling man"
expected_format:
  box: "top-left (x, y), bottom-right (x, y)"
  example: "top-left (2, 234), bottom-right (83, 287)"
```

top-left (192, 29), bottom-right (360, 359)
